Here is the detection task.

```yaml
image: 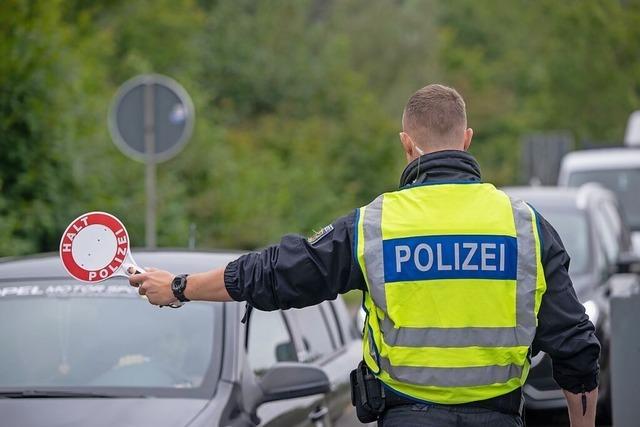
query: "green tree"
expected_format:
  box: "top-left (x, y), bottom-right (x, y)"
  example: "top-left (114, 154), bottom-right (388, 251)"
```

top-left (3, 0), bottom-right (640, 257)
top-left (0, 0), bottom-right (80, 254)
top-left (436, 0), bottom-right (640, 184)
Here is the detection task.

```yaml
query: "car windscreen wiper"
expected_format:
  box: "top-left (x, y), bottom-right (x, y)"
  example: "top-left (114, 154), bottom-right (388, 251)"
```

top-left (0, 390), bottom-right (142, 398)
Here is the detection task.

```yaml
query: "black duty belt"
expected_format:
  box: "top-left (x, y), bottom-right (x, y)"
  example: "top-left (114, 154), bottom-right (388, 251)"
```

top-left (384, 387), bottom-right (523, 416)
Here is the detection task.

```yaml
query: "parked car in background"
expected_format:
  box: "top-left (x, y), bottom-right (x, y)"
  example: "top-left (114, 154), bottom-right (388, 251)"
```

top-left (0, 251), bottom-right (363, 427)
top-left (504, 185), bottom-right (640, 422)
top-left (558, 148), bottom-right (640, 253)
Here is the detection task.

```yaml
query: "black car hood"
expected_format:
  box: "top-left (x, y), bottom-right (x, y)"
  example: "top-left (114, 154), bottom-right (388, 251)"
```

top-left (0, 397), bottom-right (209, 427)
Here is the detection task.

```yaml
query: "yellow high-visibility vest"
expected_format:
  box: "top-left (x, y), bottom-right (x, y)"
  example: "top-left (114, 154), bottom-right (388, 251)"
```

top-left (355, 182), bottom-right (546, 404)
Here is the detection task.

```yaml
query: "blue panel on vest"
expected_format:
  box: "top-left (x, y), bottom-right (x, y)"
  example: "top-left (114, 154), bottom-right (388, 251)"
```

top-left (382, 235), bottom-right (518, 283)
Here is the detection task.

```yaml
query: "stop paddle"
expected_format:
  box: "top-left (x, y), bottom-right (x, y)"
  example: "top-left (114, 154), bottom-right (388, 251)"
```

top-left (59, 211), bottom-right (182, 308)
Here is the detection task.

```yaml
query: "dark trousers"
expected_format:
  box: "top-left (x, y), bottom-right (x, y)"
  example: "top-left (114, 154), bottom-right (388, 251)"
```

top-left (379, 404), bottom-right (524, 427)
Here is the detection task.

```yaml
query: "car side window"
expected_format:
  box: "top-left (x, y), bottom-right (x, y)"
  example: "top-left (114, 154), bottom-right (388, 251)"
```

top-left (247, 309), bottom-right (297, 375)
top-left (290, 306), bottom-right (335, 363)
top-left (323, 303), bottom-right (344, 347)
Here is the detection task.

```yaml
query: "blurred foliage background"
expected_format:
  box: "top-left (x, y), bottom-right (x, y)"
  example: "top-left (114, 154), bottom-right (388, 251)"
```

top-left (1, 0), bottom-right (640, 256)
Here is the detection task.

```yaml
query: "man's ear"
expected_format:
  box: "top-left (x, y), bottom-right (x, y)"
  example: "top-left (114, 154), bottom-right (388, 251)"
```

top-left (463, 128), bottom-right (473, 151)
top-left (399, 132), bottom-right (415, 163)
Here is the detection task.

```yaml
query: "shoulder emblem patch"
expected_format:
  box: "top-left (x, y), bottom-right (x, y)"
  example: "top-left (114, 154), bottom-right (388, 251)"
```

top-left (308, 224), bottom-right (334, 245)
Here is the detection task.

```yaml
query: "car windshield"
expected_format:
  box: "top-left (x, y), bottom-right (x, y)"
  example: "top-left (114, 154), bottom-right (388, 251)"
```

top-left (0, 279), bottom-right (220, 397)
top-left (567, 168), bottom-right (640, 230)
top-left (535, 209), bottom-right (591, 275)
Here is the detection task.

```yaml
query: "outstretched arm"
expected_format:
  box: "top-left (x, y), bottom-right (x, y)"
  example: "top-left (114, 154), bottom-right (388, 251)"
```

top-left (129, 211), bottom-right (365, 309)
top-left (129, 267), bottom-right (232, 305)
top-left (532, 213), bottom-right (600, 425)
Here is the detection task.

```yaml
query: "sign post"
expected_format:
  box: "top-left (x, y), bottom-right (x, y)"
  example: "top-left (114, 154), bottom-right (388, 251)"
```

top-left (143, 81), bottom-right (157, 248)
top-left (109, 74), bottom-right (194, 248)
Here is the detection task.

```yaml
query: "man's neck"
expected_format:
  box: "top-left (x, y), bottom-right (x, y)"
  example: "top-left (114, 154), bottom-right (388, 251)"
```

top-left (399, 150), bottom-right (482, 188)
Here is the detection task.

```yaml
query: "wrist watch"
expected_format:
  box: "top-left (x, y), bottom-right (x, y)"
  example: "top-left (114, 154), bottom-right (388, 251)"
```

top-left (171, 274), bottom-right (190, 302)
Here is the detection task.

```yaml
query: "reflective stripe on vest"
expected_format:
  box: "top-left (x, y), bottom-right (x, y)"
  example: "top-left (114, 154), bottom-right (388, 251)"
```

top-left (355, 183), bottom-right (546, 404)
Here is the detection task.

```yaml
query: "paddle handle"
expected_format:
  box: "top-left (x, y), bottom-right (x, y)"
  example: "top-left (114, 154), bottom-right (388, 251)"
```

top-left (124, 263), bottom-right (145, 275)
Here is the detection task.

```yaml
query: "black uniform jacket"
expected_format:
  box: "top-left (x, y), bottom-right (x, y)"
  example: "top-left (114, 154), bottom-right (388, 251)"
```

top-left (224, 150), bottom-right (600, 394)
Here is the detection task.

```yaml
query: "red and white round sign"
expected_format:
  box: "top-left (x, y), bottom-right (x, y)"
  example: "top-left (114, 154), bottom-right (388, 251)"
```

top-left (59, 212), bottom-right (131, 283)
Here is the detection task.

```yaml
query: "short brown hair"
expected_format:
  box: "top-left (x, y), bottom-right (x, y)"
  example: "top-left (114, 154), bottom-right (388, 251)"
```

top-left (402, 84), bottom-right (467, 148)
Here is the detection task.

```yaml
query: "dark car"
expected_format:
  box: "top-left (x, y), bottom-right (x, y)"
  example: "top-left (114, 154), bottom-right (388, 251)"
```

top-left (0, 251), bottom-right (363, 427)
top-left (504, 185), bottom-right (640, 421)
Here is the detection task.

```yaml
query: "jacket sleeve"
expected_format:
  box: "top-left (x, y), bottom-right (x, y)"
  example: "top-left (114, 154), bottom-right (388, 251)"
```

top-left (532, 212), bottom-right (601, 393)
top-left (223, 211), bottom-right (366, 311)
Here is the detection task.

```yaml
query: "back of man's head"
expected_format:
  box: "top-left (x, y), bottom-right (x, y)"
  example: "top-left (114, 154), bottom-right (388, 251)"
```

top-left (402, 84), bottom-right (467, 151)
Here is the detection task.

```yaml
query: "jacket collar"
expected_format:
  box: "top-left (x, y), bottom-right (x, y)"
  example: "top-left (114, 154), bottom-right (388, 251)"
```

top-left (399, 150), bottom-right (482, 188)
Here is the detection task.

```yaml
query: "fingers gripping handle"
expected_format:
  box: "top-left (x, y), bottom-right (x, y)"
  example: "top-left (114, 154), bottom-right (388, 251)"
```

top-left (125, 263), bottom-right (145, 275)
top-left (125, 264), bottom-right (183, 309)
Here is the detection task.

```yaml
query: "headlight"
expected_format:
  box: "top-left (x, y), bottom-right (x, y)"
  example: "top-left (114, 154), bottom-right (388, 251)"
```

top-left (583, 300), bottom-right (599, 326)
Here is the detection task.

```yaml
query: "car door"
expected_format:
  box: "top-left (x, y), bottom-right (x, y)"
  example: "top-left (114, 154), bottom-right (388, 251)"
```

top-left (287, 301), bottom-right (361, 426)
top-left (320, 300), bottom-right (363, 426)
top-left (246, 308), bottom-right (325, 427)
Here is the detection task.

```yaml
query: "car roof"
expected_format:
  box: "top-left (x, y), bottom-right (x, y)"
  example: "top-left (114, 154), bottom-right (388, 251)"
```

top-left (0, 249), bottom-right (244, 281)
top-left (561, 147), bottom-right (640, 171)
top-left (502, 184), bottom-right (616, 211)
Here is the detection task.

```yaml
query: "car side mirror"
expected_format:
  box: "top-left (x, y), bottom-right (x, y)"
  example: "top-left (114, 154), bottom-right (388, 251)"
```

top-left (274, 341), bottom-right (297, 362)
top-left (616, 252), bottom-right (640, 274)
top-left (259, 362), bottom-right (330, 404)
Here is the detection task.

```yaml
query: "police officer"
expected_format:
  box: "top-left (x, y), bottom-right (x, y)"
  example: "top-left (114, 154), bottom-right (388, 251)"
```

top-left (131, 84), bottom-right (600, 426)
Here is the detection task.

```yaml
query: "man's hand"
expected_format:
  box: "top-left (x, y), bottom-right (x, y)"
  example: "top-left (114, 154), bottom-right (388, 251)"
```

top-left (563, 387), bottom-right (598, 427)
top-left (129, 268), bottom-right (177, 306)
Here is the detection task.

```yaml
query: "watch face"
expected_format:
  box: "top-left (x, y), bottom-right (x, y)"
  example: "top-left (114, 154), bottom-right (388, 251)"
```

top-left (171, 277), bottom-right (182, 292)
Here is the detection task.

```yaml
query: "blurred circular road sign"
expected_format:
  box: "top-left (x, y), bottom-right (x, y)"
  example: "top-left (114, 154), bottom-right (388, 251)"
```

top-left (108, 74), bottom-right (194, 163)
